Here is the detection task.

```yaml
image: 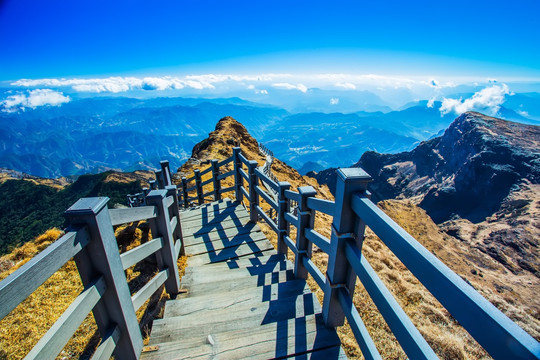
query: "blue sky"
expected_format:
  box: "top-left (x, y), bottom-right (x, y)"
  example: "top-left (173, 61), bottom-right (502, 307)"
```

top-left (1, 0), bottom-right (540, 80)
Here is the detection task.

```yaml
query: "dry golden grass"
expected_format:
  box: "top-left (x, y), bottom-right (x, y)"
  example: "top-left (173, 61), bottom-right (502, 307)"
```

top-left (104, 170), bottom-right (155, 185)
top-left (0, 221), bottom-right (188, 359)
top-left (0, 172), bottom-right (69, 189)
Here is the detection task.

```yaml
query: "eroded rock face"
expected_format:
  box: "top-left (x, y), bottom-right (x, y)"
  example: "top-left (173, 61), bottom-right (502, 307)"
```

top-left (358, 112), bottom-right (540, 223)
top-left (310, 112), bottom-right (540, 278)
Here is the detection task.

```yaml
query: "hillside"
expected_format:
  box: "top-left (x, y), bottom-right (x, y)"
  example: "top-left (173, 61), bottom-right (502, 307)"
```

top-left (174, 116), bottom-right (540, 359)
top-left (0, 169), bottom-right (154, 255)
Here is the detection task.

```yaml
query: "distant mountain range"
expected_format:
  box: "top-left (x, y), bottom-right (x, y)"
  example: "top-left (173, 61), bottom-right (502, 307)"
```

top-left (0, 97), bottom-right (286, 177)
top-left (1, 94), bottom-right (538, 178)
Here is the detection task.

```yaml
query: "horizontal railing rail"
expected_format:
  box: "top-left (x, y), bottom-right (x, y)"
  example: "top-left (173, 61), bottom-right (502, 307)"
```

top-left (0, 227), bottom-right (90, 320)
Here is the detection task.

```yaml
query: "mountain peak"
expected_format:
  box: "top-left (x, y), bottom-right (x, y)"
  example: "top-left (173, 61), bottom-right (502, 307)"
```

top-left (190, 116), bottom-right (259, 163)
top-left (443, 111), bottom-right (540, 155)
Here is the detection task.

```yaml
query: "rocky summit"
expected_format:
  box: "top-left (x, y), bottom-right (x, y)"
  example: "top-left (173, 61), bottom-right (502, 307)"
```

top-left (358, 111), bottom-right (540, 223)
top-left (310, 112), bottom-right (540, 279)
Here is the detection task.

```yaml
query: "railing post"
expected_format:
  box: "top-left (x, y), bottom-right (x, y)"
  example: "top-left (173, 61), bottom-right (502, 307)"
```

top-left (194, 169), bottom-right (203, 205)
top-left (149, 180), bottom-right (157, 190)
top-left (277, 181), bottom-right (291, 255)
top-left (247, 160), bottom-right (259, 222)
top-left (323, 168), bottom-right (372, 327)
top-left (232, 147), bottom-right (243, 203)
top-left (181, 177), bottom-right (189, 208)
top-left (211, 159), bottom-right (221, 201)
top-left (155, 170), bottom-right (164, 189)
top-left (160, 160), bottom-right (172, 187)
top-left (64, 197), bottom-right (142, 359)
top-left (166, 185), bottom-right (183, 256)
top-left (146, 190), bottom-right (181, 294)
top-left (295, 186), bottom-right (317, 279)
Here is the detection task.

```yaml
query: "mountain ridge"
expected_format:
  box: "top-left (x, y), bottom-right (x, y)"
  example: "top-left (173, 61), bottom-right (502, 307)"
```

top-left (309, 112), bottom-right (540, 281)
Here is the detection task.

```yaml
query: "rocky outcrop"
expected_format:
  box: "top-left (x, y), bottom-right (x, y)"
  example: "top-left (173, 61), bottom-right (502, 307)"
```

top-left (313, 112), bottom-right (540, 223)
top-left (310, 112), bottom-right (540, 279)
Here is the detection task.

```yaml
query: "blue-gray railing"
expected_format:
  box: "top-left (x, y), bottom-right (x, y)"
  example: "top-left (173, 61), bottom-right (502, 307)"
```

top-left (174, 147), bottom-right (539, 360)
top-left (0, 175), bottom-right (184, 359)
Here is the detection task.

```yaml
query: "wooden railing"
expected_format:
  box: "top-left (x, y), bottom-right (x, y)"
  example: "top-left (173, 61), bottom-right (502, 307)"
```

top-left (1, 148), bottom-right (539, 359)
top-left (0, 175), bottom-right (184, 359)
top-left (172, 148), bottom-right (540, 360)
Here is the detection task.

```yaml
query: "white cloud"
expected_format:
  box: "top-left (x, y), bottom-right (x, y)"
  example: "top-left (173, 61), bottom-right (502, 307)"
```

top-left (12, 76), bottom-right (214, 93)
top-left (255, 89), bottom-right (268, 95)
top-left (518, 110), bottom-right (529, 117)
top-left (141, 77), bottom-right (185, 91)
top-left (1, 89), bottom-right (70, 112)
top-left (427, 97), bottom-right (436, 108)
top-left (335, 82), bottom-right (356, 90)
top-left (330, 97), bottom-right (339, 105)
top-left (271, 82), bottom-right (308, 93)
top-left (439, 84), bottom-right (511, 116)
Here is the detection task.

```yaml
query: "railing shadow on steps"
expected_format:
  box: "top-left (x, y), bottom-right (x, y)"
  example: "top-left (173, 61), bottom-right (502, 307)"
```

top-left (1, 149), bottom-right (539, 359)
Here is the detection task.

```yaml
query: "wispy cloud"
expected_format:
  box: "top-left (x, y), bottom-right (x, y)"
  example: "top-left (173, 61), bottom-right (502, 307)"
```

top-left (335, 82), bottom-right (356, 90)
top-left (439, 84), bottom-right (511, 116)
top-left (271, 82), bottom-right (308, 93)
top-left (1, 89), bottom-right (70, 112)
top-left (12, 76), bottom-right (215, 93)
top-left (330, 97), bottom-right (339, 105)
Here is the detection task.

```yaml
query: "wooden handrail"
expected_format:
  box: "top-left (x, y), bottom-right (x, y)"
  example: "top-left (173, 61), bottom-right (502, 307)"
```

top-left (109, 206), bottom-right (157, 226)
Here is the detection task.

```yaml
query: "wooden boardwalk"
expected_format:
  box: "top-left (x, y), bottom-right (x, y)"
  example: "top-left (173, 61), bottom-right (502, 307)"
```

top-left (142, 199), bottom-right (347, 359)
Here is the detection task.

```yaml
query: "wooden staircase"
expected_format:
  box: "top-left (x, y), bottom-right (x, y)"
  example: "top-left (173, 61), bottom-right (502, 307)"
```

top-left (141, 199), bottom-right (346, 359)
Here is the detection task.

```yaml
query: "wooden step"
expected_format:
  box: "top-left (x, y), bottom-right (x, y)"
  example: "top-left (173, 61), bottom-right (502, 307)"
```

top-left (151, 289), bottom-right (322, 345)
top-left (179, 199), bottom-right (235, 218)
top-left (183, 253), bottom-right (286, 274)
top-left (186, 242), bottom-right (275, 267)
top-left (142, 313), bottom-right (341, 360)
top-left (180, 203), bottom-right (243, 223)
top-left (182, 258), bottom-right (293, 285)
top-left (181, 267), bottom-right (295, 297)
top-left (180, 198), bottom-right (234, 210)
top-left (183, 230), bottom-right (268, 256)
top-left (181, 216), bottom-right (252, 237)
top-left (182, 221), bottom-right (261, 245)
top-left (166, 279), bottom-right (311, 317)
top-left (180, 208), bottom-right (249, 230)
